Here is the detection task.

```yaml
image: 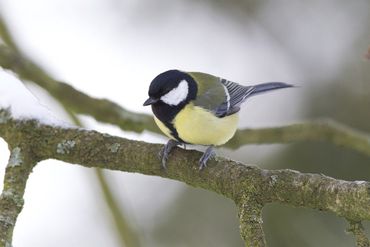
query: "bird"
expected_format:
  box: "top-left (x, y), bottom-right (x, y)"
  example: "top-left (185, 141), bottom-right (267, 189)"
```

top-left (143, 70), bottom-right (293, 170)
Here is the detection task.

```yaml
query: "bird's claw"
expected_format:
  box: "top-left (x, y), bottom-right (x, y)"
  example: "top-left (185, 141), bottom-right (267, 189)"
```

top-left (158, 139), bottom-right (180, 169)
top-left (158, 147), bottom-right (167, 169)
top-left (159, 142), bottom-right (215, 170)
top-left (199, 146), bottom-right (215, 170)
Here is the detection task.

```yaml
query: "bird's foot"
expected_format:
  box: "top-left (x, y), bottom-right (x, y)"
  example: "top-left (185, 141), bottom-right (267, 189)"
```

top-left (159, 139), bottom-right (181, 169)
top-left (199, 146), bottom-right (215, 170)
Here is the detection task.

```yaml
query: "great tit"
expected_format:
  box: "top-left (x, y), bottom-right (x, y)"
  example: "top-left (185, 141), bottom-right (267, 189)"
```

top-left (143, 70), bottom-right (293, 169)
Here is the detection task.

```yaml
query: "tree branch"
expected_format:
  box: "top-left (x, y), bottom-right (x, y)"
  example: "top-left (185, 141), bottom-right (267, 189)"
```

top-left (1, 109), bottom-right (370, 246)
top-left (238, 195), bottom-right (266, 247)
top-left (0, 144), bottom-right (37, 247)
top-left (347, 220), bottom-right (370, 247)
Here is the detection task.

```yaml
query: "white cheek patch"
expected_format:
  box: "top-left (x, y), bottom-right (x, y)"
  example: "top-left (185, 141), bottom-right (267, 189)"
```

top-left (161, 80), bottom-right (189, 106)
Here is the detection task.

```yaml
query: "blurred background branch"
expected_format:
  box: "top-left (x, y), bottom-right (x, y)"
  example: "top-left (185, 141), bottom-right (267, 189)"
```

top-left (0, 14), bottom-right (17, 51)
top-left (95, 169), bottom-right (142, 247)
top-left (227, 120), bottom-right (370, 154)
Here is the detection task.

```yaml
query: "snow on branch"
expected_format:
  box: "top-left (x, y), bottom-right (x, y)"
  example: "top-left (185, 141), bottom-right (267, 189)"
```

top-left (0, 68), bottom-right (68, 127)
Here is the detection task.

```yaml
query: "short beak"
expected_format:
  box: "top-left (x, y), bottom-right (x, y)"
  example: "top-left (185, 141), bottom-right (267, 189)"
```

top-left (143, 97), bottom-right (159, 106)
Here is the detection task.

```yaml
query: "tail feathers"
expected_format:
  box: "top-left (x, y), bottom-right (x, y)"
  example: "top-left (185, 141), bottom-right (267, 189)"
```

top-left (249, 82), bottom-right (294, 96)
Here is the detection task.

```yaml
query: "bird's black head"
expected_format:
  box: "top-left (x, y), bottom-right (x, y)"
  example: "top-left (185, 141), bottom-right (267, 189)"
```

top-left (143, 70), bottom-right (197, 107)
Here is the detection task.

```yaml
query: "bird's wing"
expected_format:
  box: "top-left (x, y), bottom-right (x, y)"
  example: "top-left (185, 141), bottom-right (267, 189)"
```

top-left (188, 72), bottom-right (251, 117)
top-left (216, 80), bottom-right (294, 117)
top-left (188, 72), bottom-right (226, 112)
top-left (189, 72), bottom-right (293, 118)
top-left (216, 79), bottom-right (255, 117)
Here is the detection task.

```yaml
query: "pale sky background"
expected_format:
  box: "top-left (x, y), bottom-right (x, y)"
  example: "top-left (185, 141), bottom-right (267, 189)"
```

top-left (0, 0), bottom-right (367, 246)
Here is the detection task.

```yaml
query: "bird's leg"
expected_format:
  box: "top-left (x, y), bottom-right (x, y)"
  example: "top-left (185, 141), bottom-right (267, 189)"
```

top-left (199, 146), bottom-right (215, 170)
top-left (159, 139), bottom-right (181, 169)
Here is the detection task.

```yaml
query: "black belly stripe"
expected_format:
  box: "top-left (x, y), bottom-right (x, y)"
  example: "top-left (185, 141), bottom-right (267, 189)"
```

top-left (152, 102), bottom-right (187, 144)
top-left (166, 122), bottom-right (187, 144)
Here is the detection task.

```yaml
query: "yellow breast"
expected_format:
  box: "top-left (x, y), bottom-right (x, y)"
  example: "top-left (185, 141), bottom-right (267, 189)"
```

top-left (154, 116), bottom-right (176, 140)
top-left (173, 103), bottom-right (239, 146)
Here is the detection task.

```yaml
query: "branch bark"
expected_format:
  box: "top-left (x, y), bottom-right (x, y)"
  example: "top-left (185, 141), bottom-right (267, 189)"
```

top-left (238, 195), bottom-right (266, 247)
top-left (0, 144), bottom-right (36, 247)
top-left (347, 220), bottom-right (370, 247)
top-left (1, 110), bottom-right (370, 246)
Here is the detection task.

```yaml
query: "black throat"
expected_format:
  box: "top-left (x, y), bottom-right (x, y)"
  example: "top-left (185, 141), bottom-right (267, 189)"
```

top-left (151, 75), bottom-right (197, 143)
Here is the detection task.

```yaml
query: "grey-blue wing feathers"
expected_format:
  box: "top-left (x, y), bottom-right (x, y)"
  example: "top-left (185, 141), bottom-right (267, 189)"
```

top-left (188, 72), bottom-right (293, 118)
top-left (215, 79), bottom-right (293, 117)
